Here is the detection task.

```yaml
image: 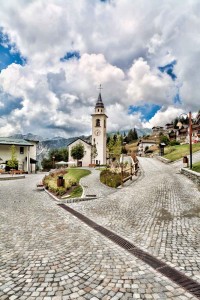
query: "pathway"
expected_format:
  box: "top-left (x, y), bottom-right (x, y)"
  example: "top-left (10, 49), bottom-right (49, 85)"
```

top-left (70, 157), bottom-right (200, 285)
top-left (0, 171), bottom-right (197, 299)
top-left (80, 168), bottom-right (115, 198)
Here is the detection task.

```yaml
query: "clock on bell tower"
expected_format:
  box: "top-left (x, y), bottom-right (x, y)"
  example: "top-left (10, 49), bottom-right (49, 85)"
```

top-left (91, 86), bottom-right (108, 165)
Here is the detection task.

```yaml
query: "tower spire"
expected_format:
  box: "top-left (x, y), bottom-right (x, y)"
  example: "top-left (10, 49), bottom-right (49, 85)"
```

top-left (95, 84), bottom-right (104, 109)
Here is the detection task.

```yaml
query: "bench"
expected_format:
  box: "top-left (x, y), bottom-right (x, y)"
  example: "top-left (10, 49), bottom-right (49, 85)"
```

top-left (10, 170), bottom-right (23, 174)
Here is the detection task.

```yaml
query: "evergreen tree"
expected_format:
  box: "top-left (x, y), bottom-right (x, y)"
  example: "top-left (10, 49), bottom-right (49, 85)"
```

top-left (133, 128), bottom-right (138, 140)
top-left (113, 134), bottom-right (117, 144)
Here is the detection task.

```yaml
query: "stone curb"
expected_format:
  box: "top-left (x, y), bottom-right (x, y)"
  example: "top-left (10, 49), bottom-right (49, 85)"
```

top-left (44, 188), bottom-right (97, 203)
top-left (180, 168), bottom-right (200, 185)
top-left (0, 175), bottom-right (25, 181)
top-left (156, 156), bottom-right (171, 164)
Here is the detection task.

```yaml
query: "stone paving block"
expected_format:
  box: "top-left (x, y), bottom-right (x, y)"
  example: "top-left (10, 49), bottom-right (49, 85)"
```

top-left (1, 171), bottom-right (199, 300)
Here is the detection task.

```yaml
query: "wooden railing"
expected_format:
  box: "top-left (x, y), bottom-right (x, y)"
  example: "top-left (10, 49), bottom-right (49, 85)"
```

top-left (121, 161), bottom-right (139, 186)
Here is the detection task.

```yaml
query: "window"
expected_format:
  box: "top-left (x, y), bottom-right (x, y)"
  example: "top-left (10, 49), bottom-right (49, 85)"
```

top-left (20, 147), bottom-right (24, 154)
top-left (96, 119), bottom-right (100, 127)
top-left (104, 119), bottom-right (106, 128)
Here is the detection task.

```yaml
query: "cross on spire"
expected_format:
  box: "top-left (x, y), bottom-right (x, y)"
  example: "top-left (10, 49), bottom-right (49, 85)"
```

top-left (98, 84), bottom-right (103, 93)
top-left (95, 84), bottom-right (104, 109)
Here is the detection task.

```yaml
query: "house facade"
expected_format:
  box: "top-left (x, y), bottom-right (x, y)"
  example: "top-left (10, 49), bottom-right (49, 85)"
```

top-left (0, 137), bottom-right (38, 173)
top-left (68, 138), bottom-right (92, 167)
top-left (137, 140), bottom-right (157, 155)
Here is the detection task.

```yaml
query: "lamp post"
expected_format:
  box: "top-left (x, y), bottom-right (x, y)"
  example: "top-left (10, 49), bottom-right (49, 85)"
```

top-left (178, 112), bottom-right (192, 169)
top-left (189, 111), bottom-right (192, 169)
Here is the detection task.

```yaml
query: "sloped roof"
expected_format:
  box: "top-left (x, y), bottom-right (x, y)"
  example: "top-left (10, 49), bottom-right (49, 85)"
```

top-left (0, 137), bottom-right (34, 146)
top-left (67, 137), bottom-right (91, 147)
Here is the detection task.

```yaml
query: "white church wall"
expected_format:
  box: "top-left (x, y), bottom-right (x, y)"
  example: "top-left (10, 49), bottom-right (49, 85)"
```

top-left (68, 139), bottom-right (91, 167)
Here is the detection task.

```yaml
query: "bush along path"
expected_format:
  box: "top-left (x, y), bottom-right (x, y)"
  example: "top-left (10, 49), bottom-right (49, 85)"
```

top-left (43, 168), bottom-right (91, 198)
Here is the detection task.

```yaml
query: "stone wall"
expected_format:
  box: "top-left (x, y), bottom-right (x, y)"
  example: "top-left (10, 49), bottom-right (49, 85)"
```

top-left (180, 168), bottom-right (200, 185)
top-left (156, 156), bottom-right (171, 164)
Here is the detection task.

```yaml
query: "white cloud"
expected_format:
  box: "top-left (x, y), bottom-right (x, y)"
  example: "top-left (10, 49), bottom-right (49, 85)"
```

top-left (127, 58), bottom-right (175, 105)
top-left (144, 106), bottom-right (184, 128)
top-left (0, 0), bottom-right (199, 137)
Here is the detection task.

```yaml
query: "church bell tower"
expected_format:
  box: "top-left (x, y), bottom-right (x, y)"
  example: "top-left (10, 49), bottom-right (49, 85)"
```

top-left (91, 87), bottom-right (108, 165)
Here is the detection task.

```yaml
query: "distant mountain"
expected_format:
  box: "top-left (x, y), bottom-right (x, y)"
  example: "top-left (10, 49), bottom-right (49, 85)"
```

top-left (10, 132), bottom-right (44, 142)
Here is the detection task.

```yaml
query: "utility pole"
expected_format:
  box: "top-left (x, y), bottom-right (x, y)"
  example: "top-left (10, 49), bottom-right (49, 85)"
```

top-left (189, 111), bottom-right (192, 169)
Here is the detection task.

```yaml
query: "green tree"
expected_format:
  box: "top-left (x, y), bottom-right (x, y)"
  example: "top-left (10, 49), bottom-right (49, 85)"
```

top-left (71, 143), bottom-right (85, 165)
top-left (49, 148), bottom-right (68, 162)
top-left (160, 135), bottom-right (170, 145)
top-left (41, 148), bottom-right (68, 170)
top-left (113, 137), bottom-right (122, 159)
top-left (91, 143), bottom-right (98, 164)
top-left (121, 146), bottom-right (128, 154)
top-left (41, 158), bottom-right (53, 170)
top-left (133, 128), bottom-right (138, 140)
top-left (7, 145), bottom-right (18, 169)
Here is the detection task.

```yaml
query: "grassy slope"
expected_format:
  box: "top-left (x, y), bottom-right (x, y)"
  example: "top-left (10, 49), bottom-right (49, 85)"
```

top-left (164, 143), bottom-right (200, 161)
top-left (192, 162), bottom-right (200, 173)
top-left (63, 168), bottom-right (91, 182)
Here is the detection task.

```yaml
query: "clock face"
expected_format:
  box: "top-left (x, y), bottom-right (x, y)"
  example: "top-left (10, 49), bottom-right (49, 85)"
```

top-left (95, 129), bottom-right (101, 136)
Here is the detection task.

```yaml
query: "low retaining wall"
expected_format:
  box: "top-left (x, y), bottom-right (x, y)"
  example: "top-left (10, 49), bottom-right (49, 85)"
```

top-left (0, 175), bottom-right (25, 181)
top-left (180, 168), bottom-right (200, 185)
top-left (156, 156), bottom-right (171, 164)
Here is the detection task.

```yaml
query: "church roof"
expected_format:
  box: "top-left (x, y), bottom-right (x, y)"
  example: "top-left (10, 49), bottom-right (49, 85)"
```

top-left (95, 92), bottom-right (104, 109)
top-left (67, 138), bottom-right (91, 147)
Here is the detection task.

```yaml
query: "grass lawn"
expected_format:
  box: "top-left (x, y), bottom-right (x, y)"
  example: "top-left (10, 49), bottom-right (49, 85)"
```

top-left (163, 143), bottom-right (200, 161)
top-left (63, 168), bottom-right (91, 182)
top-left (68, 185), bottom-right (83, 198)
top-left (44, 168), bottom-right (91, 198)
top-left (192, 161), bottom-right (200, 173)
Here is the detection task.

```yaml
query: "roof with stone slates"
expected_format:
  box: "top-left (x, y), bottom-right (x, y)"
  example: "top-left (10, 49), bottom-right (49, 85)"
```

top-left (0, 137), bottom-right (34, 146)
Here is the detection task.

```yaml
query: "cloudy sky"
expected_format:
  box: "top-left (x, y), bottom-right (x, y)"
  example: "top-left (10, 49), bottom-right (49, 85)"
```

top-left (0, 0), bottom-right (199, 138)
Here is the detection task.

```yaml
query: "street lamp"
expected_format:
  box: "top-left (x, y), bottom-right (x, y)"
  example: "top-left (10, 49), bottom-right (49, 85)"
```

top-left (178, 112), bottom-right (192, 169)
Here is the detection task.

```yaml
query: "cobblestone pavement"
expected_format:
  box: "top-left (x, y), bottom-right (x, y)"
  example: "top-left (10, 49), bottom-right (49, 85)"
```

top-left (70, 157), bottom-right (200, 284)
top-left (0, 173), bottom-right (197, 299)
top-left (80, 168), bottom-right (115, 198)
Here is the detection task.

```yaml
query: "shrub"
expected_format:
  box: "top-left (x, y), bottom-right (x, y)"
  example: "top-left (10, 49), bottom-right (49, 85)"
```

top-left (100, 169), bottom-right (121, 188)
top-left (169, 140), bottom-right (180, 146)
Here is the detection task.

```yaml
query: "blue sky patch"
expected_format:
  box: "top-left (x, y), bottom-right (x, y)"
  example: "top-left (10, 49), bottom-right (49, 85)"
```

top-left (0, 91), bottom-right (23, 116)
top-left (129, 103), bottom-right (161, 121)
top-left (0, 31), bottom-right (26, 71)
top-left (60, 51), bottom-right (80, 62)
top-left (158, 60), bottom-right (177, 81)
top-left (173, 93), bottom-right (181, 104)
